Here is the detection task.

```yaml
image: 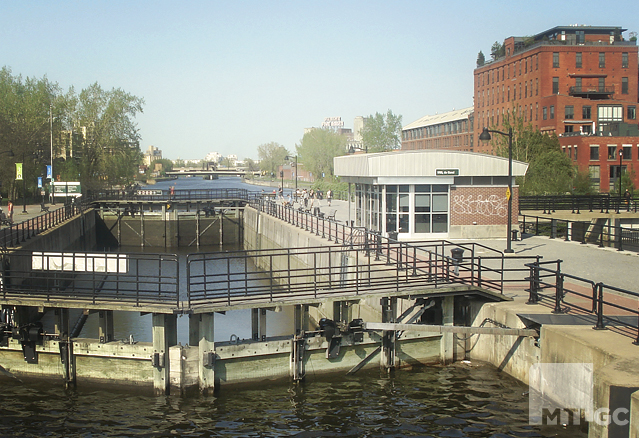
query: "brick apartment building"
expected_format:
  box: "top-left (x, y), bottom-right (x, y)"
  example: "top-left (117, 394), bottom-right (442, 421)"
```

top-left (402, 107), bottom-right (475, 152)
top-left (474, 25), bottom-right (639, 191)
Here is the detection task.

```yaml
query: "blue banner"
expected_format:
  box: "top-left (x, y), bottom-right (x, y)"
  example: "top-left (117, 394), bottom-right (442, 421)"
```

top-left (37, 177), bottom-right (43, 188)
top-left (46, 165), bottom-right (52, 180)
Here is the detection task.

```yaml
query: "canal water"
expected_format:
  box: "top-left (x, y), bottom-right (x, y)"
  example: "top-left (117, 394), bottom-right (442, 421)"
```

top-left (6, 177), bottom-right (586, 437)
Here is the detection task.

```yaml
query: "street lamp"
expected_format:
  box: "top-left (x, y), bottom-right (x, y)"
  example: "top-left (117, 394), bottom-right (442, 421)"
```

top-left (618, 147), bottom-right (624, 212)
top-left (479, 127), bottom-right (514, 253)
top-left (285, 155), bottom-right (298, 199)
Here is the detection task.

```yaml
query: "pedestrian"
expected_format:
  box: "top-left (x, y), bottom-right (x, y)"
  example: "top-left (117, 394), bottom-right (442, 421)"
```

top-left (624, 188), bottom-right (632, 211)
top-left (169, 185), bottom-right (175, 200)
top-left (327, 189), bottom-right (333, 207)
top-left (7, 200), bottom-right (13, 223)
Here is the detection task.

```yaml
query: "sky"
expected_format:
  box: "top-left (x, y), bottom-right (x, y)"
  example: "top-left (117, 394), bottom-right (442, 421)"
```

top-left (2, 1), bottom-right (638, 161)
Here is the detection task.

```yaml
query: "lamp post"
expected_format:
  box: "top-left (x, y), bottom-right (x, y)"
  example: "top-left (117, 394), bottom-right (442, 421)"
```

top-left (285, 155), bottom-right (298, 199)
top-left (618, 147), bottom-right (623, 212)
top-left (50, 104), bottom-right (55, 205)
top-left (479, 127), bottom-right (514, 253)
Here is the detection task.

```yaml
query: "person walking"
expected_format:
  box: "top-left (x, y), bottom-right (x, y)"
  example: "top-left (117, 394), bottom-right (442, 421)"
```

top-left (624, 188), bottom-right (632, 211)
top-left (7, 200), bottom-right (13, 223)
top-left (327, 189), bottom-right (333, 207)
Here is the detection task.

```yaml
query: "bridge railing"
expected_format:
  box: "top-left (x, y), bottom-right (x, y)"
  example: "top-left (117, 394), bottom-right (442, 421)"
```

top-left (526, 259), bottom-right (639, 344)
top-left (519, 194), bottom-right (638, 214)
top-left (0, 200), bottom-right (90, 248)
top-left (0, 250), bottom-right (179, 308)
top-left (92, 188), bottom-right (263, 203)
top-left (520, 214), bottom-right (639, 253)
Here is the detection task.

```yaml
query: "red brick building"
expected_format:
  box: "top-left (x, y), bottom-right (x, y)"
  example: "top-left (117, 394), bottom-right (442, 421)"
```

top-left (402, 107), bottom-right (475, 152)
top-left (474, 25), bottom-right (639, 191)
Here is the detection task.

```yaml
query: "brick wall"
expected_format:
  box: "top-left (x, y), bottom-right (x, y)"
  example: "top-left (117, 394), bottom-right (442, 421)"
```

top-left (450, 186), bottom-right (519, 226)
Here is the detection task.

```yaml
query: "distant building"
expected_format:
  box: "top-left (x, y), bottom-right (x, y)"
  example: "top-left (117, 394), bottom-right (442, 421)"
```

top-left (474, 25), bottom-right (639, 191)
top-left (402, 107), bottom-right (475, 152)
top-left (143, 145), bottom-right (162, 167)
top-left (205, 152), bottom-right (222, 163)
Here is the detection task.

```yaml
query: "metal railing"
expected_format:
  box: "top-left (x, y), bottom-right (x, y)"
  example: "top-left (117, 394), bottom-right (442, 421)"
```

top-left (0, 250), bottom-right (179, 308)
top-left (526, 259), bottom-right (639, 344)
top-left (92, 188), bottom-right (263, 203)
top-left (0, 201), bottom-right (90, 248)
top-left (520, 214), bottom-right (639, 253)
top-left (519, 194), bottom-right (638, 214)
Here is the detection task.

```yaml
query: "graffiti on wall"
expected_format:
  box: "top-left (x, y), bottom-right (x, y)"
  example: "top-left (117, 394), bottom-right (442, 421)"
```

top-left (452, 194), bottom-right (507, 217)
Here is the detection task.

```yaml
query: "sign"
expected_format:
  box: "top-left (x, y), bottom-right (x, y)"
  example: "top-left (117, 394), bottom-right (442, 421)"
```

top-left (436, 169), bottom-right (459, 176)
top-left (46, 165), bottom-right (52, 180)
top-left (321, 116), bottom-right (344, 129)
top-left (32, 251), bottom-right (128, 273)
top-left (37, 177), bottom-right (43, 188)
top-left (15, 163), bottom-right (22, 180)
top-left (52, 181), bottom-right (82, 197)
top-left (136, 189), bottom-right (163, 196)
top-left (506, 187), bottom-right (511, 201)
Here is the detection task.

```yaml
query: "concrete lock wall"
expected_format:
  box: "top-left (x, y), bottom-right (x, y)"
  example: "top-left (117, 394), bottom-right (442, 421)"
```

top-left (470, 300), bottom-right (639, 437)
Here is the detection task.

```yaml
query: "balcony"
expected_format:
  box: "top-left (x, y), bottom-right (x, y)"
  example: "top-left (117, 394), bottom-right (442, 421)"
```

top-left (569, 86), bottom-right (615, 99)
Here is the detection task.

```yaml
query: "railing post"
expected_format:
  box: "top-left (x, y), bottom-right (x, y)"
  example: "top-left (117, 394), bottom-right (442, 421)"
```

top-left (527, 258), bottom-right (539, 304)
top-left (594, 283), bottom-right (605, 330)
top-left (550, 219), bottom-right (556, 239)
top-left (617, 223), bottom-right (623, 252)
top-left (552, 264), bottom-right (563, 313)
top-left (477, 256), bottom-right (482, 288)
top-left (412, 246), bottom-right (417, 276)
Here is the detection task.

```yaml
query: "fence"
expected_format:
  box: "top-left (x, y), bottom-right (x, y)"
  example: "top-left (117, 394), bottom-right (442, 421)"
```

top-left (526, 259), bottom-right (639, 345)
top-left (520, 194), bottom-right (638, 214)
top-left (520, 214), bottom-right (639, 253)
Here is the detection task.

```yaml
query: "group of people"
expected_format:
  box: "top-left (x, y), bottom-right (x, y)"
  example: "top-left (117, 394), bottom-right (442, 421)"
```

top-left (275, 187), bottom-right (334, 214)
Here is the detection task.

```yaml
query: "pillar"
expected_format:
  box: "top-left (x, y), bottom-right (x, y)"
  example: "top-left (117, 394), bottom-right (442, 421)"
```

top-left (197, 313), bottom-right (215, 394)
top-left (98, 310), bottom-right (114, 343)
top-left (380, 297), bottom-right (397, 371)
top-left (56, 308), bottom-right (75, 387)
top-left (440, 296), bottom-right (454, 365)
top-left (152, 313), bottom-right (170, 395)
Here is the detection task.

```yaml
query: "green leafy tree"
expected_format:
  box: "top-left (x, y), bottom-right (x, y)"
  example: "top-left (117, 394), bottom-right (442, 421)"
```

top-left (257, 142), bottom-right (289, 176)
top-left (361, 110), bottom-right (403, 152)
top-left (296, 128), bottom-right (347, 179)
top-left (476, 50), bottom-right (485, 67)
top-left (490, 41), bottom-right (505, 60)
top-left (244, 157), bottom-right (259, 172)
top-left (67, 83), bottom-right (144, 191)
top-left (571, 168), bottom-right (596, 195)
top-left (487, 111), bottom-right (575, 195)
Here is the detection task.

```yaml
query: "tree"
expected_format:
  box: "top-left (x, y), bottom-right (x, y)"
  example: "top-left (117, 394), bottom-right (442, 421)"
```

top-left (490, 41), bottom-right (505, 60)
top-left (244, 157), bottom-right (259, 172)
top-left (571, 168), bottom-right (596, 195)
top-left (487, 110), bottom-right (575, 195)
top-left (476, 50), bottom-right (485, 67)
top-left (296, 128), bottom-right (347, 179)
top-left (257, 142), bottom-right (289, 176)
top-left (361, 110), bottom-right (402, 153)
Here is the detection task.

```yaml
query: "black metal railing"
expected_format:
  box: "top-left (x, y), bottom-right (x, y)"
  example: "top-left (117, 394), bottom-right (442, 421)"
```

top-left (0, 250), bottom-right (179, 308)
top-left (0, 200), bottom-right (90, 248)
top-left (92, 188), bottom-right (263, 203)
top-left (520, 214), bottom-right (639, 253)
top-left (519, 194), bottom-right (638, 214)
top-left (526, 259), bottom-right (639, 345)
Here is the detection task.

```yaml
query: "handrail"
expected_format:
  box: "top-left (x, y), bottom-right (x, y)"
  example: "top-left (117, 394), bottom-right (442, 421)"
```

top-left (525, 259), bottom-right (639, 345)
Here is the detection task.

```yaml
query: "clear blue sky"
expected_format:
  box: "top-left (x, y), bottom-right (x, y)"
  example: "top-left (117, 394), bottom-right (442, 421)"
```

top-left (2, 1), bottom-right (637, 161)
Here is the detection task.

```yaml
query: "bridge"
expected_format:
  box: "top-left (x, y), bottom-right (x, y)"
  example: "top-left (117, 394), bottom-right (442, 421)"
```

top-left (165, 168), bottom-right (260, 178)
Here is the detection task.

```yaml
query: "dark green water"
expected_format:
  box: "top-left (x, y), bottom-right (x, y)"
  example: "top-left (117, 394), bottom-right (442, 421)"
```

top-left (0, 363), bottom-right (585, 437)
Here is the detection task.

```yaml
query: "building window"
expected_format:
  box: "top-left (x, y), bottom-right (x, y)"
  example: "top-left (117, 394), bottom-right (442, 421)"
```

top-left (550, 106), bottom-right (554, 119)
top-left (622, 77), bottom-right (628, 94)
top-left (543, 107), bottom-right (547, 120)
top-left (565, 125), bottom-right (574, 134)
top-left (583, 105), bottom-right (591, 119)
top-left (608, 146), bottom-right (616, 160)
top-left (565, 105), bottom-right (574, 120)
top-left (553, 52), bottom-right (559, 68)
top-left (582, 125), bottom-right (592, 134)
top-left (622, 52), bottom-right (628, 68)
top-left (576, 31), bottom-right (585, 44)
top-left (536, 103), bottom-right (538, 121)
top-left (599, 52), bottom-right (605, 68)
top-left (525, 82), bottom-right (527, 98)
top-left (589, 165), bottom-right (600, 192)
top-left (574, 146), bottom-right (578, 161)
top-left (536, 78), bottom-right (538, 95)
top-left (628, 106), bottom-right (637, 120)
top-left (575, 77), bottom-right (582, 91)
top-left (590, 146), bottom-right (599, 160)
top-left (598, 77), bottom-right (605, 92)
top-left (576, 52), bottom-right (582, 68)
top-left (552, 77), bottom-right (559, 94)
top-left (623, 145), bottom-right (632, 160)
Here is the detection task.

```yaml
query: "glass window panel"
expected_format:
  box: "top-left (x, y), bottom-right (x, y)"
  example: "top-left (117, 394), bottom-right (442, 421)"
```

top-left (386, 185), bottom-right (397, 193)
top-left (415, 214), bottom-right (431, 233)
top-left (432, 184), bottom-right (448, 192)
top-left (386, 194), bottom-right (397, 212)
top-left (415, 184), bottom-right (431, 192)
top-left (386, 214), bottom-right (397, 232)
top-left (432, 194), bottom-right (448, 212)
top-left (415, 194), bottom-right (431, 212)
top-left (399, 185), bottom-right (409, 193)
top-left (399, 215), bottom-right (410, 233)
top-left (454, 177), bottom-right (471, 185)
top-left (473, 176), bottom-right (491, 185)
top-left (432, 214), bottom-right (448, 233)
top-left (399, 194), bottom-right (410, 212)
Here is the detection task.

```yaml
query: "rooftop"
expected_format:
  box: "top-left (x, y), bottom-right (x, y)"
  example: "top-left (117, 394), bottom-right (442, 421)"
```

top-left (403, 107), bottom-right (473, 131)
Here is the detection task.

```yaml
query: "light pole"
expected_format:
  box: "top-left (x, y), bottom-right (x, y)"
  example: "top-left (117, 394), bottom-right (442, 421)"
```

top-left (50, 104), bottom-right (55, 205)
top-left (618, 147), bottom-right (623, 212)
top-left (479, 127), bottom-right (514, 253)
top-left (285, 155), bottom-right (297, 199)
